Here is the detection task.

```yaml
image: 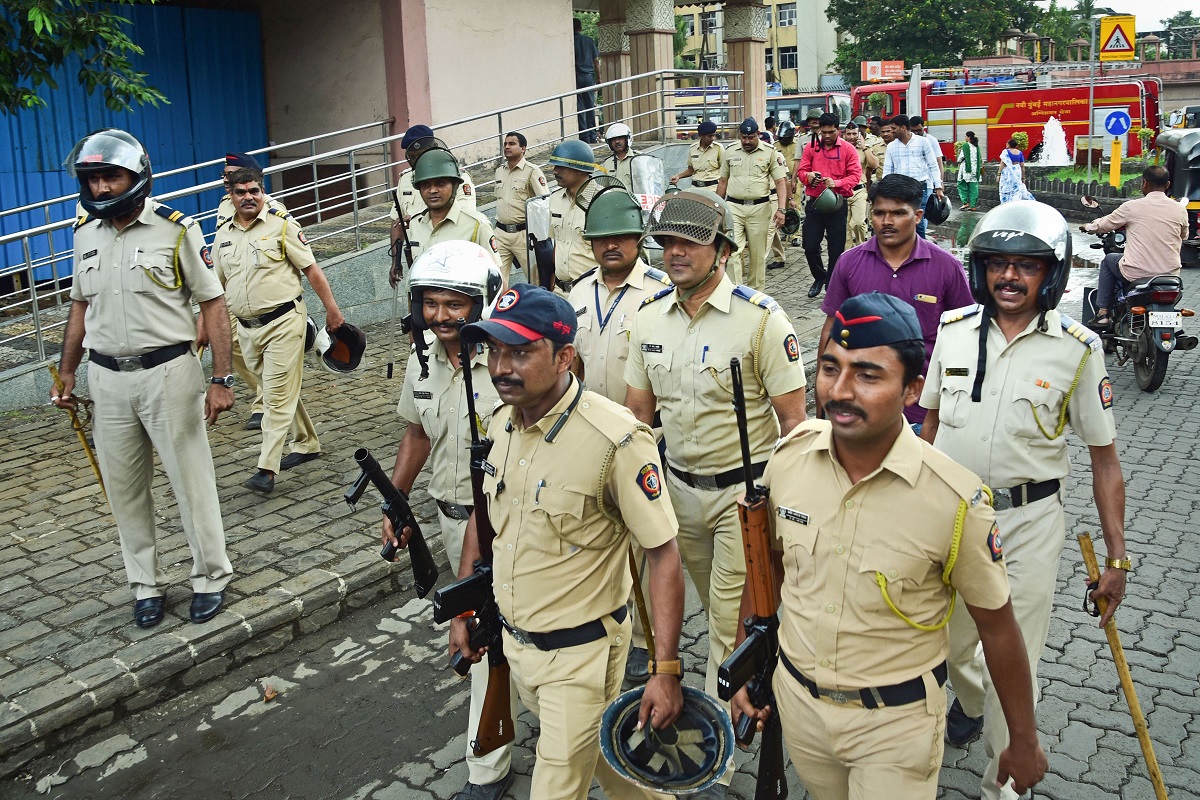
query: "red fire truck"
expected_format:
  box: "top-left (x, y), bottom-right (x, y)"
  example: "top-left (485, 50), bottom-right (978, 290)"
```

top-left (851, 73), bottom-right (1161, 163)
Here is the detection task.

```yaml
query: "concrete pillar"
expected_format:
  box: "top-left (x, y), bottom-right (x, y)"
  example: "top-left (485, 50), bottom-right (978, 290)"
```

top-left (379, 1), bottom-right (430, 183)
top-left (724, 1), bottom-right (769, 126)
top-left (599, 0), bottom-right (633, 129)
top-left (626, 0), bottom-right (675, 140)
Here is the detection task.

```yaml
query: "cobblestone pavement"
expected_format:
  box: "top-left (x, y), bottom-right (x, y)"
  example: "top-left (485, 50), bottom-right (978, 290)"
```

top-left (1, 218), bottom-right (1197, 799)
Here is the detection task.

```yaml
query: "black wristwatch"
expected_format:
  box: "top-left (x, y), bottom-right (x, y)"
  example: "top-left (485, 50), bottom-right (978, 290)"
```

top-left (210, 375), bottom-right (235, 388)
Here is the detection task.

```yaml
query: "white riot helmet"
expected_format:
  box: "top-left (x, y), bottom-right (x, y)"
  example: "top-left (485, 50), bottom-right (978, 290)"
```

top-left (408, 241), bottom-right (504, 379)
top-left (65, 129), bottom-right (153, 219)
top-left (605, 122), bottom-right (633, 144)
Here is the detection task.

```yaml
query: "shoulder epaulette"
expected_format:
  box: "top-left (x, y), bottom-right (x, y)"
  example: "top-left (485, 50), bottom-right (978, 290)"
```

top-left (267, 207), bottom-right (293, 221)
top-left (216, 213), bottom-right (232, 228)
top-left (940, 303), bottom-right (983, 325)
top-left (773, 419), bottom-right (826, 452)
top-left (73, 213), bottom-right (92, 231)
top-left (153, 204), bottom-right (189, 226)
top-left (643, 265), bottom-right (671, 286)
top-left (1060, 313), bottom-right (1102, 352)
top-left (641, 286), bottom-right (675, 308)
top-left (732, 285), bottom-right (781, 313)
top-left (577, 266), bottom-right (598, 282)
top-left (922, 443), bottom-right (991, 503)
top-left (576, 392), bottom-right (654, 446)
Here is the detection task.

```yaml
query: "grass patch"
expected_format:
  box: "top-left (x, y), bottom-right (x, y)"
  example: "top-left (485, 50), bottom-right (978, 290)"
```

top-left (1041, 166), bottom-right (1142, 188)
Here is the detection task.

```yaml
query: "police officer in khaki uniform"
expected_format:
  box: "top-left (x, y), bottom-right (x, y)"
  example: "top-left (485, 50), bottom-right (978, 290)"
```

top-left (569, 187), bottom-right (673, 683)
top-left (389, 125), bottom-right (476, 228)
top-left (56, 129), bottom-right (234, 628)
top-left (493, 131), bottom-right (550, 282)
top-left (624, 191), bottom-right (807, 796)
top-left (765, 131), bottom-right (792, 272)
top-left (381, 242), bottom-right (514, 800)
top-left (451, 284), bottom-right (686, 800)
top-left (920, 204), bottom-right (1127, 800)
top-left (214, 168), bottom-right (346, 494)
top-left (843, 122), bottom-right (879, 249)
top-left (861, 116), bottom-right (887, 187)
top-left (733, 293), bottom-right (1046, 800)
top-left (669, 119), bottom-right (724, 189)
top-left (547, 140), bottom-right (600, 295)
top-left (600, 122), bottom-right (639, 190)
top-left (716, 118), bottom-right (788, 290)
top-left (404, 148), bottom-right (499, 274)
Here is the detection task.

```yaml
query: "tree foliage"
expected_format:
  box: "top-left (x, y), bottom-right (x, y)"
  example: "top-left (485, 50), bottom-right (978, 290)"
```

top-left (0, 0), bottom-right (166, 114)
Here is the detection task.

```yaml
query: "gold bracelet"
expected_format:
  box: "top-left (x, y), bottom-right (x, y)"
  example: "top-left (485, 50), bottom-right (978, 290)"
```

top-left (1104, 556), bottom-right (1132, 571)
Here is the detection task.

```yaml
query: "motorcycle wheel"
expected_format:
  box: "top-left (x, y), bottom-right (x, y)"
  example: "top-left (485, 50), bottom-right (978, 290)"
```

top-left (1134, 328), bottom-right (1169, 392)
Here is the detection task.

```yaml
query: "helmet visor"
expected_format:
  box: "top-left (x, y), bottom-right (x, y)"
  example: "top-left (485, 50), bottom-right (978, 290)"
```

top-left (65, 130), bottom-right (147, 178)
top-left (643, 191), bottom-right (725, 248)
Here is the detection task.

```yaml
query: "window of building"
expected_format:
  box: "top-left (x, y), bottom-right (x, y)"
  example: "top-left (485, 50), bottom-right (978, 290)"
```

top-left (701, 11), bottom-right (718, 34)
top-left (702, 53), bottom-right (720, 70)
top-left (765, 6), bottom-right (773, 27)
top-left (682, 15), bottom-right (695, 37)
top-left (779, 46), bottom-right (798, 70)
top-left (765, 49), bottom-right (774, 72)
top-left (778, 3), bottom-right (797, 27)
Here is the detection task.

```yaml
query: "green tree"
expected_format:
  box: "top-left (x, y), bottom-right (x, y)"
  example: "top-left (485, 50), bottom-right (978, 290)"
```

top-left (1161, 11), bottom-right (1200, 59)
top-left (573, 10), bottom-right (598, 43)
top-left (0, 0), bottom-right (166, 114)
top-left (827, 0), bottom-right (1038, 84)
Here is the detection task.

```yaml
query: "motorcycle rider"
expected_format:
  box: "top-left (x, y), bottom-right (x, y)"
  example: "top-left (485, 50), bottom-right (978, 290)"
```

top-left (1083, 165), bottom-right (1188, 329)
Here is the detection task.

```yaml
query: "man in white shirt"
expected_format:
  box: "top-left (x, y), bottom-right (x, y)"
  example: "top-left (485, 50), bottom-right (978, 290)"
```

top-left (883, 115), bottom-right (944, 239)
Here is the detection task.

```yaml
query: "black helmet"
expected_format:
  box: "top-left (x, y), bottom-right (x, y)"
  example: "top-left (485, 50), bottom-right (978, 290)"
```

top-left (777, 120), bottom-right (796, 145)
top-left (65, 129), bottom-right (153, 219)
top-left (304, 316), bottom-right (318, 352)
top-left (781, 207), bottom-right (801, 236)
top-left (599, 686), bottom-right (734, 796)
top-left (313, 323), bottom-right (367, 374)
top-left (967, 200), bottom-right (1072, 311)
top-left (924, 193), bottom-right (951, 226)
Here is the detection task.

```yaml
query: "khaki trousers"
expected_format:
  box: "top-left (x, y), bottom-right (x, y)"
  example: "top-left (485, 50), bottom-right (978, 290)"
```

top-left (238, 303), bottom-right (319, 473)
top-left (728, 201), bottom-right (773, 290)
top-left (89, 354), bottom-right (233, 599)
top-left (506, 614), bottom-right (666, 800)
top-left (846, 188), bottom-right (869, 249)
top-left (228, 310), bottom-right (263, 415)
top-left (768, 215), bottom-right (786, 265)
top-left (493, 226), bottom-right (529, 284)
top-left (775, 662), bottom-right (946, 800)
top-left (948, 496), bottom-right (1065, 800)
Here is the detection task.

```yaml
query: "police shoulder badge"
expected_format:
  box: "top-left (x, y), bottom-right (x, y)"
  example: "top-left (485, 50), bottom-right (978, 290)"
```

top-left (200, 245), bottom-right (213, 269)
top-left (297, 230), bottom-right (309, 245)
top-left (783, 333), bottom-right (800, 363)
top-left (637, 463), bottom-right (662, 501)
top-left (1099, 377), bottom-right (1114, 410)
top-left (987, 523), bottom-right (1004, 562)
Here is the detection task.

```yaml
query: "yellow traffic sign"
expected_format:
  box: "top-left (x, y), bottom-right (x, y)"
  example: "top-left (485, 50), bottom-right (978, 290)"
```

top-left (1099, 15), bottom-right (1135, 62)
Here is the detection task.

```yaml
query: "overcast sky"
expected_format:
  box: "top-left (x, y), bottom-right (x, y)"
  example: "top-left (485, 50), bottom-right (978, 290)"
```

top-left (1039, 1), bottom-right (1197, 32)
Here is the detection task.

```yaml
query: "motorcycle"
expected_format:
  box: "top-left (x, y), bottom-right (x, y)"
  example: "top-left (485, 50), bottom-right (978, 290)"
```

top-left (1080, 197), bottom-right (1198, 392)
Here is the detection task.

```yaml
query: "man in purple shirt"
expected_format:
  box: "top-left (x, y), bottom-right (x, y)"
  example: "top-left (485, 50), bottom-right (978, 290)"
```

top-left (818, 174), bottom-right (974, 429)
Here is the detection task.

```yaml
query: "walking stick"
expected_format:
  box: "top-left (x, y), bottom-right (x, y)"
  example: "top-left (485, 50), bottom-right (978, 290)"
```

top-left (47, 363), bottom-right (107, 502)
top-left (1077, 533), bottom-right (1168, 800)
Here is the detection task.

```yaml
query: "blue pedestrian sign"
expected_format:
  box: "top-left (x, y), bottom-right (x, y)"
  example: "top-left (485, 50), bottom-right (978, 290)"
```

top-left (1104, 110), bottom-right (1132, 136)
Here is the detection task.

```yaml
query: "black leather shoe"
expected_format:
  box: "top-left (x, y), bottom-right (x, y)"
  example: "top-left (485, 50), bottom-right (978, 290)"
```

top-left (244, 413), bottom-right (263, 431)
top-left (190, 591), bottom-right (225, 623)
top-left (133, 597), bottom-right (165, 629)
top-left (807, 279), bottom-right (824, 298)
top-left (767, 260), bottom-right (786, 271)
top-left (279, 451), bottom-right (320, 470)
top-left (243, 470), bottom-right (275, 494)
top-left (946, 697), bottom-right (984, 746)
top-left (625, 646), bottom-right (650, 684)
top-left (455, 769), bottom-right (514, 800)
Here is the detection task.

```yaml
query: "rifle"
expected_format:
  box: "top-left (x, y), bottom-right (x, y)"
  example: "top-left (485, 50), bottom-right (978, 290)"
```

top-left (717, 357), bottom-right (788, 800)
top-left (344, 447), bottom-right (439, 598)
top-left (430, 332), bottom-right (514, 757)
top-left (386, 206), bottom-right (417, 378)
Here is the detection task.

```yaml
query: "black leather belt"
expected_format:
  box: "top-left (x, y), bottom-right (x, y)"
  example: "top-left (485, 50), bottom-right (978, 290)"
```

top-left (90, 342), bottom-right (191, 372)
top-left (495, 222), bottom-right (526, 233)
top-left (667, 461), bottom-right (765, 491)
top-left (851, 183), bottom-right (864, 191)
top-left (436, 500), bottom-right (473, 521)
top-left (556, 278), bottom-right (577, 293)
top-left (691, 179), bottom-right (718, 187)
top-left (781, 651), bottom-right (946, 709)
top-left (992, 479), bottom-right (1060, 510)
top-left (728, 196), bottom-right (770, 205)
top-left (237, 296), bottom-right (300, 329)
top-left (499, 606), bottom-right (627, 651)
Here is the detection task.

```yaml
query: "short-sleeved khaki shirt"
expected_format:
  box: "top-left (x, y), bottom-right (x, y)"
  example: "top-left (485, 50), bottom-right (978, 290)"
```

top-left (568, 261), bottom-right (672, 402)
top-left (624, 274), bottom-right (806, 474)
top-left (688, 141), bottom-right (725, 183)
top-left (71, 201), bottom-right (223, 355)
top-left (494, 158), bottom-right (550, 225)
top-left (864, 133), bottom-right (887, 183)
top-left (213, 206), bottom-right (314, 318)
top-left (920, 306), bottom-right (1117, 487)
top-left (766, 421), bottom-right (1010, 689)
top-left (389, 168), bottom-right (477, 222)
top-left (484, 378), bottom-right (678, 632)
top-left (549, 187), bottom-right (599, 283)
top-left (720, 140), bottom-right (787, 201)
top-left (396, 337), bottom-right (498, 505)
top-left (406, 203), bottom-right (499, 266)
top-left (601, 150), bottom-right (638, 191)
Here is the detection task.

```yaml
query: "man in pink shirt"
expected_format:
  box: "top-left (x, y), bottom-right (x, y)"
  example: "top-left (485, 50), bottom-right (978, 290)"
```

top-left (796, 112), bottom-right (863, 298)
top-left (1083, 166), bottom-right (1189, 327)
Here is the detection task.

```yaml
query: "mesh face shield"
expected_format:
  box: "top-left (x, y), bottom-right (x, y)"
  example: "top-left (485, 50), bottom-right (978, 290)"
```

top-left (641, 190), bottom-right (736, 252)
top-left (574, 174), bottom-right (627, 213)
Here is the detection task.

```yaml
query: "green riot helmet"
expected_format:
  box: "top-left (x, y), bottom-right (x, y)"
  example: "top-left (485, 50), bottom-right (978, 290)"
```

top-left (548, 140), bottom-right (597, 173)
top-left (412, 148), bottom-right (463, 188)
top-left (583, 187), bottom-right (645, 239)
top-left (811, 187), bottom-right (845, 213)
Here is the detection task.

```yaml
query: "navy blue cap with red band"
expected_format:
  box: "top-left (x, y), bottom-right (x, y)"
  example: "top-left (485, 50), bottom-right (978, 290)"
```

top-left (462, 283), bottom-right (577, 346)
top-left (833, 293), bottom-right (923, 349)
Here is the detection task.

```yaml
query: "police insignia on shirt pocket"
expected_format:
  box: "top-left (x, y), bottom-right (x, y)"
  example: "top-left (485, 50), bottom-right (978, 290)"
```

top-left (641, 343), bottom-right (663, 353)
top-left (945, 367), bottom-right (970, 377)
top-left (777, 506), bottom-right (809, 525)
top-left (1099, 378), bottom-right (1114, 410)
top-left (783, 333), bottom-right (800, 363)
top-left (988, 523), bottom-right (1004, 562)
top-left (637, 463), bottom-right (662, 500)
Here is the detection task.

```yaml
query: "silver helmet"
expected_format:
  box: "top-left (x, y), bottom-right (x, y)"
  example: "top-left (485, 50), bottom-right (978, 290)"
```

top-left (65, 129), bottom-right (153, 219)
top-left (967, 200), bottom-right (1071, 311)
top-left (408, 241), bottom-right (503, 379)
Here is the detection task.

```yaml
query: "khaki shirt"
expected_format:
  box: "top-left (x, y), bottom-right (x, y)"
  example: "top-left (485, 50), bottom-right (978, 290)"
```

top-left (396, 336), bottom-right (498, 505)
top-left (777, 141), bottom-right (796, 176)
top-left (864, 132), bottom-right (887, 183)
top-left (213, 205), bottom-right (314, 318)
top-left (767, 421), bottom-right (1010, 689)
top-left (549, 187), bottom-right (598, 282)
top-left (720, 140), bottom-right (787, 201)
top-left (601, 150), bottom-right (638, 191)
top-left (568, 261), bottom-right (673, 402)
top-left (625, 274), bottom-right (806, 474)
top-left (215, 193), bottom-right (287, 229)
top-left (921, 306), bottom-right (1117, 488)
top-left (71, 201), bottom-right (223, 355)
top-left (484, 377), bottom-right (678, 631)
top-left (494, 158), bottom-right (550, 225)
top-left (406, 202), bottom-right (499, 266)
top-left (389, 168), bottom-right (477, 222)
top-left (688, 140), bottom-right (725, 183)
